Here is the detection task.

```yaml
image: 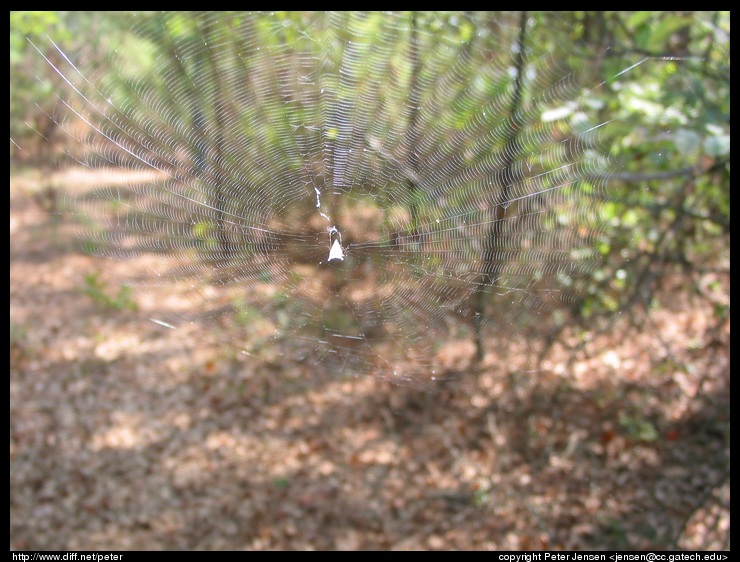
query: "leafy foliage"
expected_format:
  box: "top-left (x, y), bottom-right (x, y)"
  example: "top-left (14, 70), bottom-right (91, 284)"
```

top-left (83, 271), bottom-right (138, 311)
top-left (10, 11), bottom-right (729, 366)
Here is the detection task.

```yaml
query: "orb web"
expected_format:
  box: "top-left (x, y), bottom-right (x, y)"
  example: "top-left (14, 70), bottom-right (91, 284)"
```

top-left (29, 12), bottom-right (615, 382)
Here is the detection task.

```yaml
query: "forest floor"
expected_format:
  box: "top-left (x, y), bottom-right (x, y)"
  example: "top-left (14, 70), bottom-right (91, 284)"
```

top-left (10, 168), bottom-right (730, 551)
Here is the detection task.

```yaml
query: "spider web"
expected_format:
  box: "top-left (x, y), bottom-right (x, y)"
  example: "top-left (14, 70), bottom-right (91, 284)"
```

top-left (27, 12), bottom-right (617, 382)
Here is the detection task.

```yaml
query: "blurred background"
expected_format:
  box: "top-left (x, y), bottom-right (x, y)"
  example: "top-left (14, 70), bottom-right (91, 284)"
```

top-left (10, 11), bottom-right (729, 550)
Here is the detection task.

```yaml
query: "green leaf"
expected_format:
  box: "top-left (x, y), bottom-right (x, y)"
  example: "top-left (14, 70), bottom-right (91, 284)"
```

top-left (647, 16), bottom-right (693, 52)
top-left (703, 134), bottom-right (730, 157)
top-left (626, 11), bottom-right (654, 28)
top-left (541, 104), bottom-right (574, 122)
top-left (673, 129), bottom-right (701, 155)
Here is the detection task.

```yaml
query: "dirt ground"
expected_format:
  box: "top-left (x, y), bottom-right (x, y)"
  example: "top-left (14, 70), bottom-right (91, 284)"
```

top-left (10, 169), bottom-right (730, 550)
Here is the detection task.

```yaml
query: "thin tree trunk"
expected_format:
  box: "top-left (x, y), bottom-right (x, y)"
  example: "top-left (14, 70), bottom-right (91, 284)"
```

top-left (405, 11), bottom-right (422, 243)
top-left (473, 11), bottom-right (528, 361)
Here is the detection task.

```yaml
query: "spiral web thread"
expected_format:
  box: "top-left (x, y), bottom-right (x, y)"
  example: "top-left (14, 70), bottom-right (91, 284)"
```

top-left (30, 12), bottom-right (614, 381)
